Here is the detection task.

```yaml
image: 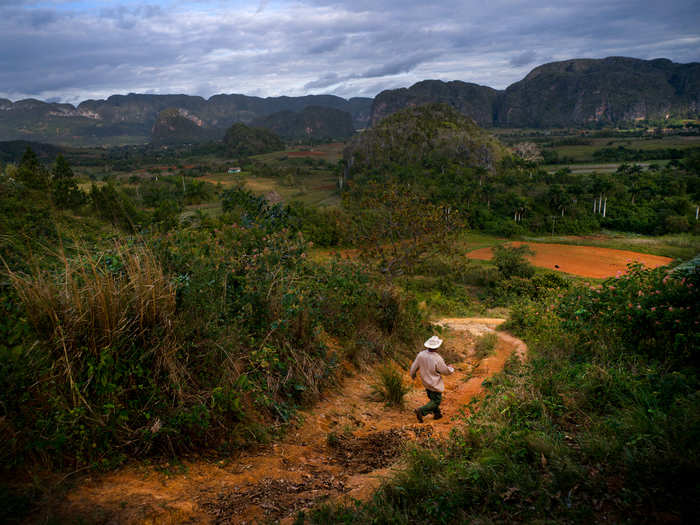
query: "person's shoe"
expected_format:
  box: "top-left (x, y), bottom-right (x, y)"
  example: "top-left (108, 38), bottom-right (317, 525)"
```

top-left (433, 412), bottom-right (443, 420)
top-left (414, 408), bottom-right (423, 423)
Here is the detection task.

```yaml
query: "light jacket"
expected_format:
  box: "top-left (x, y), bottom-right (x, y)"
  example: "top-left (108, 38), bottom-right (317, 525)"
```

top-left (409, 349), bottom-right (454, 392)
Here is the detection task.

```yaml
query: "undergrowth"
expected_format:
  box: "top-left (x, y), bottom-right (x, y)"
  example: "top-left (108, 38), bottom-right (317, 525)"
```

top-left (302, 263), bottom-right (700, 524)
top-left (1, 226), bottom-right (426, 472)
top-left (473, 332), bottom-right (498, 359)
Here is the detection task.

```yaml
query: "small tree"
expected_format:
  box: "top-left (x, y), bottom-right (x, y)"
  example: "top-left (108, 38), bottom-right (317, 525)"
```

top-left (17, 147), bottom-right (49, 189)
top-left (52, 154), bottom-right (83, 208)
top-left (492, 244), bottom-right (535, 279)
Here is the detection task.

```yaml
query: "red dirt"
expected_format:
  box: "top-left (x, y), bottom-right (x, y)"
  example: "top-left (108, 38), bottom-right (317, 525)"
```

top-left (467, 242), bottom-right (672, 278)
top-left (36, 319), bottom-right (525, 525)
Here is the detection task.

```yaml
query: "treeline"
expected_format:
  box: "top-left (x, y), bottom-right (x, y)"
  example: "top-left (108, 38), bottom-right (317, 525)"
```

top-left (344, 152), bottom-right (700, 238)
top-left (592, 145), bottom-right (698, 162)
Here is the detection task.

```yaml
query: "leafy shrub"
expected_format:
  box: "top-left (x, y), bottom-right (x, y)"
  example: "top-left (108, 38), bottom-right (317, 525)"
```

top-left (556, 263), bottom-right (699, 365)
top-left (485, 271), bottom-right (570, 306)
top-left (492, 244), bottom-right (535, 279)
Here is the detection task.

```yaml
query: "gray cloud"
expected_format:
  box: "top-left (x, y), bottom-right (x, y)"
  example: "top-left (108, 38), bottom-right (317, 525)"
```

top-left (0, 0), bottom-right (698, 104)
top-left (510, 51), bottom-right (537, 67)
top-left (308, 36), bottom-right (345, 54)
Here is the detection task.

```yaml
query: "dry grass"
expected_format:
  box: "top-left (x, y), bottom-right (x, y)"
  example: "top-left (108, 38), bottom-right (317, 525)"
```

top-left (7, 243), bottom-right (175, 353)
top-left (474, 332), bottom-right (498, 359)
top-left (370, 363), bottom-right (410, 407)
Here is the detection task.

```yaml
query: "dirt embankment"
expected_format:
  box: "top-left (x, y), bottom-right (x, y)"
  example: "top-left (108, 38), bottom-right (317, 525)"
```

top-left (37, 318), bottom-right (526, 525)
top-left (467, 242), bottom-right (673, 278)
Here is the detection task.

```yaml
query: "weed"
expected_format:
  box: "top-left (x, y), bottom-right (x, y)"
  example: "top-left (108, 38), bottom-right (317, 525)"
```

top-left (473, 332), bottom-right (498, 359)
top-left (370, 364), bottom-right (410, 407)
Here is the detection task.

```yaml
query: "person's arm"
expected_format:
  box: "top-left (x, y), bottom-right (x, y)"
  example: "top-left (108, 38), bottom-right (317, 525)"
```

top-left (409, 355), bottom-right (420, 379)
top-left (436, 355), bottom-right (454, 375)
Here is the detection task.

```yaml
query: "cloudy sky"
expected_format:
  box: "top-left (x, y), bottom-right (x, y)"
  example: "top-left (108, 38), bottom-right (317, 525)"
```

top-left (2, 0), bottom-right (699, 104)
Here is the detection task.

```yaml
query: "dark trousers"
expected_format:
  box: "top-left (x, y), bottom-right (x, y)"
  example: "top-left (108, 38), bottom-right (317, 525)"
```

top-left (417, 389), bottom-right (442, 417)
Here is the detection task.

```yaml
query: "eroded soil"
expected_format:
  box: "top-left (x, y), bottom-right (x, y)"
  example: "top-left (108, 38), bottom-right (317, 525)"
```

top-left (36, 318), bottom-right (526, 525)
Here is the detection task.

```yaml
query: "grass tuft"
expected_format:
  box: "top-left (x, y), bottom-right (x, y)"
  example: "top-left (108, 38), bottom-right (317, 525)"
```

top-left (473, 332), bottom-right (498, 359)
top-left (370, 364), bottom-right (410, 407)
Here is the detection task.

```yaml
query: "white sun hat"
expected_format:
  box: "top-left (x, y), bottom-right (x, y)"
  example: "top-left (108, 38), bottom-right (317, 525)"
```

top-left (424, 335), bottom-right (443, 349)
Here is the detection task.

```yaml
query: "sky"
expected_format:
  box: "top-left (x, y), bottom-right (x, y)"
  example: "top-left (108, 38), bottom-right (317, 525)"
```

top-left (1, 0), bottom-right (699, 105)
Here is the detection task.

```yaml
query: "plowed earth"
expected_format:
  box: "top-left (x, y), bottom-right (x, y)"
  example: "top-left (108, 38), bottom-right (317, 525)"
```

top-left (467, 242), bottom-right (672, 278)
top-left (38, 318), bottom-right (526, 525)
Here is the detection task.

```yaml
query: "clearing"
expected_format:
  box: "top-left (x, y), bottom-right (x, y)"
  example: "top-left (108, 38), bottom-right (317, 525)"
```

top-left (467, 241), bottom-right (673, 278)
top-left (36, 318), bottom-right (525, 525)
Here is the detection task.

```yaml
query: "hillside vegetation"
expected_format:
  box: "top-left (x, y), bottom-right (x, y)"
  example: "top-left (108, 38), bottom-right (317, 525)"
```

top-left (0, 149), bottom-right (424, 477)
top-left (343, 104), bottom-right (700, 239)
top-left (223, 122), bottom-right (285, 158)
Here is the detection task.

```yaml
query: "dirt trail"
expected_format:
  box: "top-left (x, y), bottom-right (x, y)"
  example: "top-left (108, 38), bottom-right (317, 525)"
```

top-left (48, 319), bottom-right (526, 525)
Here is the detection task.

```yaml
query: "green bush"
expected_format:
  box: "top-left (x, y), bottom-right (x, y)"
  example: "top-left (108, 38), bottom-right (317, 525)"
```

top-left (492, 244), bottom-right (535, 279)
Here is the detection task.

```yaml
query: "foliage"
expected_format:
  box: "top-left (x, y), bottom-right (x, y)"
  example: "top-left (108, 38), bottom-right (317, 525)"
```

top-left (1, 209), bottom-right (426, 468)
top-left (223, 122), bottom-right (285, 158)
top-left (473, 332), bottom-right (497, 359)
top-left (492, 244), bottom-right (535, 278)
top-left (555, 263), bottom-right (699, 365)
top-left (90, 183), bottom-right (143, 232)
top-left (344, 103), bottom-right (508, 175)
top-left (305, 264), bottom-right (699, 524)
top-left (344, 181), bottom-right (464, 275)
top-left (220, 185), bottom-right (288, 230)
top-left (51, 154), bottom-right (84, 208)
top-left (344, 109), bottom-right (700, 237)
top-left (16, 147), bottom-right (49, 189)
top-left (485, 271), bottom-right (571, 306)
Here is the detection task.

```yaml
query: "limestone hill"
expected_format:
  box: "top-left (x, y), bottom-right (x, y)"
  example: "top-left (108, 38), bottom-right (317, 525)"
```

top-left (344, 103), bottom-right (508, 175)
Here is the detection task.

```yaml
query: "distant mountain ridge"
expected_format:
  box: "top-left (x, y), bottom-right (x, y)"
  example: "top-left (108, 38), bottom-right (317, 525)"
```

top-left (2, 56), bottom-right (699, 146)
top-left (372, 57), bottom-right (700, 128)
top-left (251, 106), bottom-right (354, 141)
top-left (0, 93), bottom-right (372, 146)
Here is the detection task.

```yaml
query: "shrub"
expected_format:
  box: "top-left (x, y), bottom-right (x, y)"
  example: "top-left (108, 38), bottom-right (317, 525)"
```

top-left (474, 332), bottom-right (498, 359)
top-left (371, 364), bottom-right (410, 407)
top-left (492, 244), bottom-right (535, 279)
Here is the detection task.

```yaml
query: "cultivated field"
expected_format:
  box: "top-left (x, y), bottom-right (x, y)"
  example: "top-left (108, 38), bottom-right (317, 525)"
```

top-left (467, 241), bottom-right (673, 278)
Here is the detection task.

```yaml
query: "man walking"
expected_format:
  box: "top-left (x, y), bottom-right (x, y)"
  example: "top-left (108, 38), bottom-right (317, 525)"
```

top-left (410, 335), bottom-right (454, 422)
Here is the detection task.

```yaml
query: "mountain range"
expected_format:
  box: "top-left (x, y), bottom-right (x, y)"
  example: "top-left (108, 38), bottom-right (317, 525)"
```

top-left (1, 56), bottom-right (698, 147)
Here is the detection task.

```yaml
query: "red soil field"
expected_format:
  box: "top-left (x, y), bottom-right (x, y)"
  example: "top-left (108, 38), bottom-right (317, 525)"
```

top-left (467, 242), bottom-right (673, 278)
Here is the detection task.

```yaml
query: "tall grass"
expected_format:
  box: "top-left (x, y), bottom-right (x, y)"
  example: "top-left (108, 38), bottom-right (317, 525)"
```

top-left (371, 364), bottom-right (410, 407)
top-left (7, 242), bottom-right (176, 358)
top-left (4, 242), bottom-right (184, 443)
top-left (473, 332), bottom-right (498, 359)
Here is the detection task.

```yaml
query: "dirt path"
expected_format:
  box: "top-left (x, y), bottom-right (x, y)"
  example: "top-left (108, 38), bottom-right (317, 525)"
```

top-left (46, 319), bottom-right (526, 525)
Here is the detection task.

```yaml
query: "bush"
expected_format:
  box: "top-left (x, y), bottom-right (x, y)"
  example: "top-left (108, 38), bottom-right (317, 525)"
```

top-left (492, 244), bottom-right (535, 279)
top-left (473, 332), bottom-right (498, 359)
top-left (370, 364), bottom-right (410, 407)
